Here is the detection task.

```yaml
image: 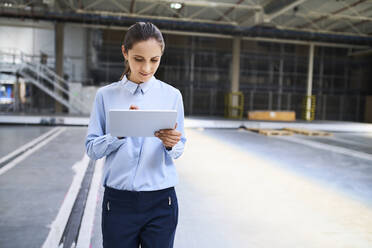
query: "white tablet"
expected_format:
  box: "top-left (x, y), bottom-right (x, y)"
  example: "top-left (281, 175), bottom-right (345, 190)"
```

top-left (108, 109), bottom-right (177, 137)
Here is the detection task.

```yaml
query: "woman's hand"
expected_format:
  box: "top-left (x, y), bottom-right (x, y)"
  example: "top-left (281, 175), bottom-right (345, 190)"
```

top-left (155, 123), bottom-right (181, 149)
top-left (129, 105), bottom-right (139, 110)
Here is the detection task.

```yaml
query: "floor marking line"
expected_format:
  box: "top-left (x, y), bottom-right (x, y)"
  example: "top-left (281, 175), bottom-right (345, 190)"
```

top-left (76, 158), bottom-right (104, 248)
top-left (276, 135), bottom-right (372, 161)
top-left (0, 127), bottom-right (66, 176)
top-left (328, 136), bottom-right (372, 149)
top-left (41, 154), bottom-right (90, 248)
top-left (0, 127), bottom-right (60, 165)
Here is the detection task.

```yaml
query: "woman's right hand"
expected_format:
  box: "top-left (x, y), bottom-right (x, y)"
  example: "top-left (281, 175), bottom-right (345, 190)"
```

top-left (130, 105), bottom-right (139, 110)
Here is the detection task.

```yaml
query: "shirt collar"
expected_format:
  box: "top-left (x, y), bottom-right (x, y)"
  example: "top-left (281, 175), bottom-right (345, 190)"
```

top-left (121, 75), bottom-right (155, 95)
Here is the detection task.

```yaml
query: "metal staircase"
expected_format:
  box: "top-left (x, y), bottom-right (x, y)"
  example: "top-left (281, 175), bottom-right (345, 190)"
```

top-left (0, 49), bottom-right (89, 114)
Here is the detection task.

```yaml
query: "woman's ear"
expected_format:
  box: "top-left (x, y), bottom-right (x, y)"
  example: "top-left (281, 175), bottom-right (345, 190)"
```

top-left (121, 45), bottom-right (128, 60)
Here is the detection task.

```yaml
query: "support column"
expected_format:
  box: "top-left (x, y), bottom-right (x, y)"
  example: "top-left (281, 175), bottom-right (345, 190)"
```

top-left (13, 75), bottom-right (20, 112)
top-left (55, 22), bottom-right (64, 113)
top-left (305, 43), bottom-right (315, 121)
top-left (277, 55), bottom-right (284, 110)
top-left (318, 47), bottom-right (324, 120)
top-left (231, 36), bottom-right (241, 116)
top-left (189, 37), bottom-right (195, 116)
top-left (231, 36), bottom-right (241, 93)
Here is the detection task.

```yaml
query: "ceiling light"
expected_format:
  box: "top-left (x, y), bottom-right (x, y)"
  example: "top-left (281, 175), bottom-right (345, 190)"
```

top-left (170, 3), bottom-right (182, 10)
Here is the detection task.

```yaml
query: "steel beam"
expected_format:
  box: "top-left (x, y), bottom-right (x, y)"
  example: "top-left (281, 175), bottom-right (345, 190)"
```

top-left (75, 9), bottom-right (236, 25)
top-left (65, 22), bottom-right (371, 49)
top-left (265, 0), bottom-right (308, 22)
top-left (137, 0), bottom-right (262, 10)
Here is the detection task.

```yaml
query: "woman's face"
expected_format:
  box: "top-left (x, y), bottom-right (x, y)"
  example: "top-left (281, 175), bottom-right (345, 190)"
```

top-left (122, 38), bottom-right (162, 84)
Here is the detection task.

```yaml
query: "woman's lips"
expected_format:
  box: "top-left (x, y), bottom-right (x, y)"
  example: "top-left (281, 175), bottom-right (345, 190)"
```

top-left (140, 72), bottom-right (151, 77)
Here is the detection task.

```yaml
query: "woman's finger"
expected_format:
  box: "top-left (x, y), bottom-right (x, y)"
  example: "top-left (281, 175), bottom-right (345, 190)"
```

top-left (156, 134), bottom-right (180, 142)
top-left (158, 130), bottom-right (181, 136)
top-left (158, 138), bottom-right (172, 147)
top-left (158, 135), bottom-right (179, 144)
top-left (158, 136), bottom-right (179, 145)
top-left (155, 130), bottom-right (181, 138)
top-left (164, 141), bottom-right (176, 147)
top-left (156, 133), bottom-right (180, 140)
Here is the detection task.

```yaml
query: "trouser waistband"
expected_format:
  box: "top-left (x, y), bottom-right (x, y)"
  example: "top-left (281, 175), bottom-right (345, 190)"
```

top-left (104, 185), bottom-right (175, 198)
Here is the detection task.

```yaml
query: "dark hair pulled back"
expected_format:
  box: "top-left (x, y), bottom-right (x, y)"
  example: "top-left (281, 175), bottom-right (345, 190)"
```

top-left (120, 22), bottom-right (165, 80)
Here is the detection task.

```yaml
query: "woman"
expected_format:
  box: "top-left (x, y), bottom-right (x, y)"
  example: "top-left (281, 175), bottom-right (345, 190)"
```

top-left (85, 22), bottom-right (186, 248)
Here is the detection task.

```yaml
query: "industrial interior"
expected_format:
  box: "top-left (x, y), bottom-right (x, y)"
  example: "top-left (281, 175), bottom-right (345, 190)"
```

top-left (1, 0), bottom-right (372, 247)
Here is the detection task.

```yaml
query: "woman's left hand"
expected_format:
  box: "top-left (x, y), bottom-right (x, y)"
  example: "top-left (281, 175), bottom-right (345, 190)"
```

top-left (155, 123), bottom-right (181, 149)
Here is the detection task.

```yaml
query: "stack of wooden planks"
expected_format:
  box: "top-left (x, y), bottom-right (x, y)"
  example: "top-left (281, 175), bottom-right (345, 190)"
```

top-left (247, 111), bottom-right (296, 121)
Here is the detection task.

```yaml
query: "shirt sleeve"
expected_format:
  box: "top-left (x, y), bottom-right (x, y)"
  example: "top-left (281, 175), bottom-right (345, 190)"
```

top-left (85, 89), bottom-right (126, 160)
top-left (165, 90), bottom-right (187, 159)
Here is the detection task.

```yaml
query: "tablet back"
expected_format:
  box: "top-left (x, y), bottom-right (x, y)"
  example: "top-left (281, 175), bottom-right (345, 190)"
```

top-left (109, 109), bottom-right (177, 137)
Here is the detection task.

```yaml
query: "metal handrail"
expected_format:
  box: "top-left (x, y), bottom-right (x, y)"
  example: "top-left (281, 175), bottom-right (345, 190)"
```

top-left (19, 63), bottom-right (90, 113)
top-left (0, 48), bottom-right (73, 74)
top-left (0, 49), bottom-right (89, 114)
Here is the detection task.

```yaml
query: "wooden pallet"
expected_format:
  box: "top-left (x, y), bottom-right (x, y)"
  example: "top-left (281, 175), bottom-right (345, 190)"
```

top-left (259, 129), bottom-right (293, 136)
top-left (283, 128), bottom-right (332, 136)
top-left (246, 128), bottom-right (293, 136)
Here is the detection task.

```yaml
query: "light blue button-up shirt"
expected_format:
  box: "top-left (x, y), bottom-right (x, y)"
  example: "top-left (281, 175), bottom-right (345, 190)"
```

top-left (85, 75), bottom-right (186, 191)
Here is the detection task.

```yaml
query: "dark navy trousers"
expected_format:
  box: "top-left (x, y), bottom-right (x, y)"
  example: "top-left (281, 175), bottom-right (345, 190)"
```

top-left (101, 185), bottom-right (178, 248)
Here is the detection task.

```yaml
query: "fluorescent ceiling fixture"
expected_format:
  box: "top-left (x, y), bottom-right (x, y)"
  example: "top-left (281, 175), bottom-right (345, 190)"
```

top-left (170, 3), bottom-right (182, 9)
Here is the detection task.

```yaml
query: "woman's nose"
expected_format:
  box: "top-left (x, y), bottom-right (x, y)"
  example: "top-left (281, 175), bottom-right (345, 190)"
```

top-left (142, 62), bottom-right (152, 73)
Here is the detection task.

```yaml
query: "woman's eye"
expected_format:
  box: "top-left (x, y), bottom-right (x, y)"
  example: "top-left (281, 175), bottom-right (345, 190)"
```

top-left (134, 58), bottom-right (158, 62)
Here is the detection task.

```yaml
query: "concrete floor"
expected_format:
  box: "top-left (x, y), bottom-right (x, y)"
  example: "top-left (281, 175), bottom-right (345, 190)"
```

top-left (0, 126), bottom-right (87, 248)
top-left (1, 124), bottom-right (372, 247)
top-left (0, 125), bottom-right (53, 158)
top-left (175, 129), bottom-right (372, 247)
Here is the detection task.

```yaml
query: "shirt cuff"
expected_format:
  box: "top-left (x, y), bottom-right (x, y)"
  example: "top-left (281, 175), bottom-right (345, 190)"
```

top-left (164, 143), bottom-right (178, 158)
